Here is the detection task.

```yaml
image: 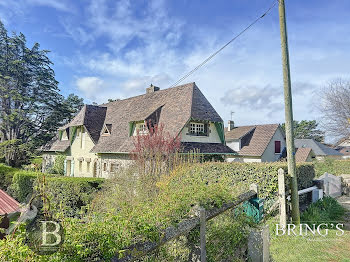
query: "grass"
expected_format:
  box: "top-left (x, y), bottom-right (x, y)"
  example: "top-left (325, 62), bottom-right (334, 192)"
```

top-left (269, 197), bottom-right (350, 262)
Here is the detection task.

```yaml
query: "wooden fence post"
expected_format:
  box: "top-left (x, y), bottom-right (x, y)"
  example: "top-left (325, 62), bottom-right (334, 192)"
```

top-left (278, 168), bottom-right (287, 229)
top-left (250, 184), bottom-right (259, 197)
top-left (200, 207), bottom-right (206, 262)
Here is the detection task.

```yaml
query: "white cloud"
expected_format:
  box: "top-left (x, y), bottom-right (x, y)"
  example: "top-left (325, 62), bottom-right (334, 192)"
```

top-left (27, 0), bottom-right (72, 12)
top-left (75, 77), bottom-right (105, 101)
top-left (55, 0), bottom-right (350, 138)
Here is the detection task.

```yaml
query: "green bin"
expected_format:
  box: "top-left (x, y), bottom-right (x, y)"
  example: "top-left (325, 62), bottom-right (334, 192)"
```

top-left (243, 197), bottom-right (264, 223)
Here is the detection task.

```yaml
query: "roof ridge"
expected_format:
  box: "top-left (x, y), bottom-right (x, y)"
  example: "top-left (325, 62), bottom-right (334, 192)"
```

top-left (100, 82), bottom-right (196, 107)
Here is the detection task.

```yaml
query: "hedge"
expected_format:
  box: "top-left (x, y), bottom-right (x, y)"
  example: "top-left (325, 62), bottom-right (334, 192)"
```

top-left (313, 158), bottom-right (350, 177)
top-left (34, 176), bottom-right (104, 217)
top-left (0, 162), bottom-right (315, 261)
top-left (0, 164), bottom-right (18, 191)
top-left (0, 165), bottom-right (104, 217)
top-left (173, 162), bottom-right (315, 201)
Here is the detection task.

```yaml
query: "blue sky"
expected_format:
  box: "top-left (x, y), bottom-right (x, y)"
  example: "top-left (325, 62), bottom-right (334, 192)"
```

top-left (1, 0), bottom-right (350, 137)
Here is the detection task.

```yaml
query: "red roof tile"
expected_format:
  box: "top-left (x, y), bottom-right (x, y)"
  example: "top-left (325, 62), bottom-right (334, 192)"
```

top-left (0, 189), bottom-right (20, 215)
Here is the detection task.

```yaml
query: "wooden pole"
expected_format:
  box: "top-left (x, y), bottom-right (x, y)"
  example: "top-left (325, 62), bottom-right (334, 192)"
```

top-left (278, 0), bottom-right (300, 224)
top-left (200, 207), bottom-right (206, 262)
top-left (278, 169), bottom-right (287, 228)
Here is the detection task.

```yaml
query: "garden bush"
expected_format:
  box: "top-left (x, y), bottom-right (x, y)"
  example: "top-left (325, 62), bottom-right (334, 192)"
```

top-left (301, 196), bottom-right (346, 225)
top-left (0, 164), bottom-right (18, 191)
top-left (314, 158), bottom-right (350, 177)
top-left (173, 162), bottom-right (315, 201)
top-left (0, 166), bottom-right (104, 217)
top-left (35, 176), bottom-right (104, 217)
top-left (8, 171), bottom-right (40, 202)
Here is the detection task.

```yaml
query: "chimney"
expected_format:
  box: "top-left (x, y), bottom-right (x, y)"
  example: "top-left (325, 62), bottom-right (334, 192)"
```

top-left (228, 120), bottom-right (234, 131)
top-left (146, 84), bottom-right (160, 94)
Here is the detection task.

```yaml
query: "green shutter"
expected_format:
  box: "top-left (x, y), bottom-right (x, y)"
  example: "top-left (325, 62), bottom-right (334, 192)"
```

top-left (129, 122), bottom-right (136, 136)
top-left (70, 126), bottom-right (77, 145)
top-left (58, 130), bottom-right (63, 140)
top-left (214, 122), bottom-right (225, 144)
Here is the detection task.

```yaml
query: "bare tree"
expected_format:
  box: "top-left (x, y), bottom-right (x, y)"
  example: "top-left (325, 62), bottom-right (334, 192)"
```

top-left (320, 79), bottom-right (350, 139)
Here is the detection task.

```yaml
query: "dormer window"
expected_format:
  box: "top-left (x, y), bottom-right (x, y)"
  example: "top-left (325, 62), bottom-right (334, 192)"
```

top-left (61, 130), bottom-right (69, 140)
top-left (138, 123), bottom-right (148, 135)
top-left (189, 122), bottom-right (208, 136)
top-left (102, 124), bottom-right (112, 136)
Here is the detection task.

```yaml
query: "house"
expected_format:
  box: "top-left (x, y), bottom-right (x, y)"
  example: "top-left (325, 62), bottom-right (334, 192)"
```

top-left (295, 147), bottom-right (315, 162)
top-left (333, 136), bottom-right (350, 159)
top-left (294, 139), bottom-right (343, 160)
top-left (42, 83), bottom-right (235, 178)
top-left (225, 122), bottom-right (286, 162)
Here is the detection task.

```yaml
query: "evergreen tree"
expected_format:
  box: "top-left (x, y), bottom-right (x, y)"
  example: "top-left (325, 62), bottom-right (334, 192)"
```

top-left (281, 120), bottom-right (324, 142)
top-left (0, 21), bottom-right (83, 166)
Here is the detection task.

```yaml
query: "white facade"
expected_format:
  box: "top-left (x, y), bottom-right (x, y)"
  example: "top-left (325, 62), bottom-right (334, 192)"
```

top-left (261, 128), bottom-right (286, 162)
top-left (180, 122), bottom-right (222, 143)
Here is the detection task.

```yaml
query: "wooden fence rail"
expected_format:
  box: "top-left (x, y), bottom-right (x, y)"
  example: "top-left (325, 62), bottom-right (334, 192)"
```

top-left (112, 187), bottom-right (258, 262)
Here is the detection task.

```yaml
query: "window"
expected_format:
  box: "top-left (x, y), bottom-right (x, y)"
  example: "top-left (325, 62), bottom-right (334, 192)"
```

top-left (61, 130), bottom-right (68, 141)
top-left (87, 162), bottom-right (90, 173)
top-left (190, 123), bottom-right (206, 136)
top-left (79, 161), bottom-right (82, 172)
top-left (102, 124), bottom-right (112, 136)
top-left (138, 123), bottom-right (147, 135)
top-left (275, 141), bottom-right (281, 154)
top-left (103, 162), bottom-right (107, 172)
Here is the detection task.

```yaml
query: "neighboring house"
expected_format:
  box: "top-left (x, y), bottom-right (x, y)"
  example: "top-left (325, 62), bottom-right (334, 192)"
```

top-left (42, 83), bottom-right (235, 178)
top-left (334, 136), bottom-right (350, 159)
top-left (225, 122), bottom-right (286, 162)
top-left (295, 147), bottom-right (315, 162)
top-left (294, 139), bottom-right (343, 160)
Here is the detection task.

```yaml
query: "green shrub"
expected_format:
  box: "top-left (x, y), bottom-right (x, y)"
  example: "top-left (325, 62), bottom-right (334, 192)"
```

top-left (301, 196), bottom-right (346, 225)
top-left (50, 154), bottom-right (66, 175)
top-left (172, 162), bottom-right (315, 201)
top-left (36, 176), bottom-right (104, 218)
top-left (0, 164), bottom-right (18, 190)
top-left (7, 171), bottom-right (40, 202)
top-left (314, 158), bottom-right (350, 177)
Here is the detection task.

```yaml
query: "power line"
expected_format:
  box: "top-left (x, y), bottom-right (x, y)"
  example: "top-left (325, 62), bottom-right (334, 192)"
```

top-left (169, 0), bottom-right (278, 88)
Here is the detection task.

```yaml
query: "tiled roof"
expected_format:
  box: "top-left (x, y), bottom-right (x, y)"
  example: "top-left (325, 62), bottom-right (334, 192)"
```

top-left (45, 83), bottom-right (224, 154)
top-left (295, 147), bottom-right (313, 162)
top-left (225, 124), bottom-right (281, 156)
top-left (41, 138), bottom-right (70, 152)
top-left (224, 126), bottom-right (256, 141)
top-left (91, 83), bottom-right (222, 153)
top-left (295, 139), bottom-right (343, 156)
top-left (59, 105), bottom-right (107, 143)
top-left (334, 146), bottom-right (350, 156)
top-left (0, 190), bottom-right (20, 215)
top-left (181, 142), bottom-right (236, 154)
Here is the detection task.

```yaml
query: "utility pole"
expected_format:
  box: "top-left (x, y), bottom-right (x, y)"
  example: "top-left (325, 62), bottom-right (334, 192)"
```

top-left (278, 0), bottom-right (300, 224)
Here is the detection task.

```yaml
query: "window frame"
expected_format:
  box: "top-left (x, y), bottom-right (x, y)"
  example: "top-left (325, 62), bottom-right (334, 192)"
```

top-left (138, 123), bottom-right (148, 135)
top-left (274, 140), bottom-right (281, 154)
top-left (189, 122), bottom-right (207, 136)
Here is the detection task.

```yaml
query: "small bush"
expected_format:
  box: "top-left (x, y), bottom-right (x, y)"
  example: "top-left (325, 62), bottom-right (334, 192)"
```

top-left (0, 164), bottom-right (18, 191)
top-left (301, 196), bottom-right (346, 225)
top-left (36, 176), bottom-right (104, 218)
top-left (50, 154), bottom-right (66, 175)
top-left (7, 171), bottom-right (39, 202)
